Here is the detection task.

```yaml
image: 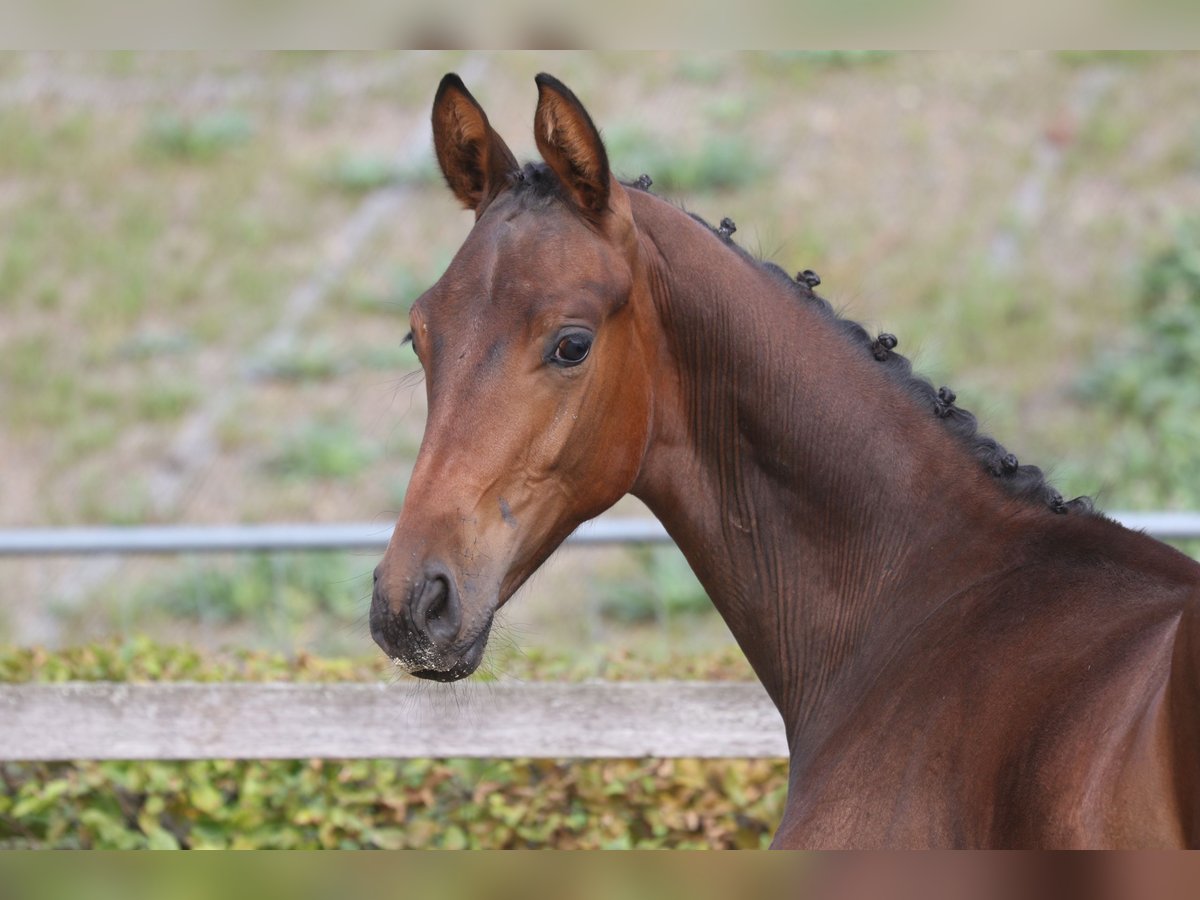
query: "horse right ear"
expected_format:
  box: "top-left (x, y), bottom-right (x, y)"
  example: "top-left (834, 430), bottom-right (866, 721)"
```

top-left (431, 74), bottom-right (519, 216)
top-left (533, 73), bottom-right (611, 222)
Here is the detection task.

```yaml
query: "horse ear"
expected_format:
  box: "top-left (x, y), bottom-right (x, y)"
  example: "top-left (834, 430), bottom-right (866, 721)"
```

top-left (533, 73), bottom-right (610, 221)
top-left (431, 73), bottom-right (519, 215)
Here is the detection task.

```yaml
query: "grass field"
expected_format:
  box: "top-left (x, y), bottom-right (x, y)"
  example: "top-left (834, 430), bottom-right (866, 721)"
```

top-left (2, 51), bottom-right (1199, 660)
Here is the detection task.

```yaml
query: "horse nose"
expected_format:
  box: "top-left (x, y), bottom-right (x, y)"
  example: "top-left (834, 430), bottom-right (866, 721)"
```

top-left (371, 564), bottom-right (463, 658)
top-left (410, 569), bottom-right (461, 645)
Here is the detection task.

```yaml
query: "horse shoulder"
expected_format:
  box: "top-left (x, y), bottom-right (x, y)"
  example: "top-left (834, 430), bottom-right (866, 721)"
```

top-left (776, 523), bottom-right (1198, 848)
top-left (977, 521), bottom-right (1200, 847)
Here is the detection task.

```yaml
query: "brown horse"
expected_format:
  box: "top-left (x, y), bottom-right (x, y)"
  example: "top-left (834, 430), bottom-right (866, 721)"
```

top-left (370, 73), bottom-right (1200, 848)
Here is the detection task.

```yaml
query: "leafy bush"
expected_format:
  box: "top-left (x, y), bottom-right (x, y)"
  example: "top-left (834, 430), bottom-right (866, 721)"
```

top-left (0, 640), bottom-right (785, 849)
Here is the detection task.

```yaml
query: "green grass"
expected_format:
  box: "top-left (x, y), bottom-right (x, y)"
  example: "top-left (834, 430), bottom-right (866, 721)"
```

top-left (596, 547), bottom-right (713, 624)
top-left (322, 153), bottom-right (401, 193)
top-left (1057, 51), bottom-right (1159, 67)
top-left (115, 331), bottom-right (197, 361)
top-left (766, 50), bottom-right (894, 69)
top-left (57, 417), bottom-right (122, 464)
top-left (604, 125), bottom-right (767, 194)
top-left (336, 259), bottom-right (452, 318)
top-left (360, 342), bottom-right (415, 370)
top-left (704, 94), bottom-right (756, 128)
top-left (0, 108), bottom-right (339, 460)
top-left (76, 473), bottom-right (151, 526)
top-left (1078, 216), bottom-right (1200, 509)
top-left (267, 422), bottom-right (377, 481)
top-left (142, 111), bottom-right (255, 162)
top-left (317, 153), bottom-right (440, 195)
top-left (134, 381), bottom-right (200, 422)
top-left (135, 553), bottom-right (369, 626)
top-left (1, 336), bottom-right (114, 432)
top-left (45, 552), bottom-right (375, 652)
top-left (1066, 106), bottom-right (1139, 174)
top-left (0, 109), bottom-right (68, 173)
top-left (256, 342), bottom-right (347, 382)
top-left (673, 57), bottom-right (732, 85)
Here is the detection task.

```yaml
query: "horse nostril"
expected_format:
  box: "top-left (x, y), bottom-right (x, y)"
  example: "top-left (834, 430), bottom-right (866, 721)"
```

top-left (412, 572), bottom-right (461, 645)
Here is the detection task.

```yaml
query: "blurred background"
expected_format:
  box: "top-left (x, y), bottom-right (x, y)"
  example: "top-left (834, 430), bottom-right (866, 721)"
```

top-left (2, 49), bottom-right (1200, 848)
top-left (2, 51), bottom-right (1200, 662)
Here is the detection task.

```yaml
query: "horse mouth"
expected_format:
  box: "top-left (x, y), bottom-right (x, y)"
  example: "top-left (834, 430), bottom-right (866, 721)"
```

top-left (411, 665), bottom-right (474, 683)
top-left (395, 617), bottom-right (491, 682)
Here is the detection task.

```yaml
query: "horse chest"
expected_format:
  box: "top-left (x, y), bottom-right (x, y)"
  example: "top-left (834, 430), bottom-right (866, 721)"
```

top-left (775, 725), bottom-right (990, 849)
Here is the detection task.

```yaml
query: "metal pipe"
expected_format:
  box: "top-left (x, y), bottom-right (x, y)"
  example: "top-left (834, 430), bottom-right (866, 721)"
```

top-left (0, 513), bottom-right (1194, 557)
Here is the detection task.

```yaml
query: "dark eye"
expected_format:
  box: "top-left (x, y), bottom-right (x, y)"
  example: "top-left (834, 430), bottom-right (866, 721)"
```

top-left (551, 332), bottom-right (592, 367)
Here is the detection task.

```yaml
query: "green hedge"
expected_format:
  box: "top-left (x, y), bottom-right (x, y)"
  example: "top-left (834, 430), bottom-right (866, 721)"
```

top-left (0, 640), bottom-right (786, 849)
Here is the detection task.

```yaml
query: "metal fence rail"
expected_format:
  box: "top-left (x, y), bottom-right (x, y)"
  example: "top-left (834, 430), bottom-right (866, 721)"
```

top-left (0, 517), bottom-right (669, 556)
top-left (0, 513), bottom-right (1196, 557)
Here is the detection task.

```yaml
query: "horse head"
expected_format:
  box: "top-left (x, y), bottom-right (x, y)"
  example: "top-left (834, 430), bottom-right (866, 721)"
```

top-left (370, 73), bottom-right (656, 680)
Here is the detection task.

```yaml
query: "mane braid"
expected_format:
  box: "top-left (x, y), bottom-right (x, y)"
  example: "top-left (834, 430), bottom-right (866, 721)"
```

top-left (687, 211), bottom-right (1095, 518)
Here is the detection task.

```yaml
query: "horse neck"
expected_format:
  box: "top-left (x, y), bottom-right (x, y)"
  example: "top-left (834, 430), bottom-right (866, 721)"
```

top-left (626, 192), bottom-right (1033, 744)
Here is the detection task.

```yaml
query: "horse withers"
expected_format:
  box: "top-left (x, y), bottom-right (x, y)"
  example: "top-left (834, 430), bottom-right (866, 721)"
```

top-left (369, 72), bottom-right (1200, 848)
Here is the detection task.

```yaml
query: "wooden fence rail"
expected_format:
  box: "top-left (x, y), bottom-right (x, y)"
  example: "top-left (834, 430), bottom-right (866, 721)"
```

top-left (0, 682), bottom-right (787, 761)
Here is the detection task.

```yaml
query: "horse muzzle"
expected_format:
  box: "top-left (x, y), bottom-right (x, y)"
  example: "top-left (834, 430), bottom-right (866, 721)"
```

top-left (370, 562), bottom-right (494, 682)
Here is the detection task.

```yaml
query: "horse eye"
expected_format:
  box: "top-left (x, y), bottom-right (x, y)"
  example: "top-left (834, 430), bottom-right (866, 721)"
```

top-left (551, 333), bottom-right (592, 366)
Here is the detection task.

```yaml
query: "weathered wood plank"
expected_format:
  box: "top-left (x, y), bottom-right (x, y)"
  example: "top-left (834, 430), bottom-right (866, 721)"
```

top-left (0, 681), bottom-right (787, 760)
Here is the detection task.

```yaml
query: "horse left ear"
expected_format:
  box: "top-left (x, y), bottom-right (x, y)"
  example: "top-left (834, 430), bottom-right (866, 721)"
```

top-left (533, 73), bottom-right (610, 221)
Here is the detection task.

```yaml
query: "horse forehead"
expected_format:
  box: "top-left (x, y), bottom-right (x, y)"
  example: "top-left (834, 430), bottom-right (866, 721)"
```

top-left (437, 212), bottom-right (617, 314)
top-left (492, 211), bottom-right (613, 276)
